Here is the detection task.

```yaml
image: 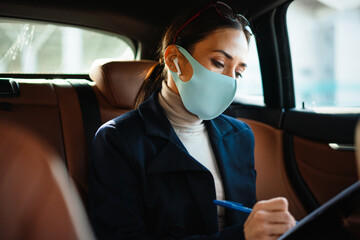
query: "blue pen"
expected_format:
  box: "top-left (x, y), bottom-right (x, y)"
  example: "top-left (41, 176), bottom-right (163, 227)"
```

top-left (213, 200), bottom-right (252, 213)
top-left (214, 199), bottom-right (298, 224)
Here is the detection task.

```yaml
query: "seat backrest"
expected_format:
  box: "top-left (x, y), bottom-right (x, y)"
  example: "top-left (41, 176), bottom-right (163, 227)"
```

top-left (0, 120), bottom-right (95, 240)
top-left (60, 59), bottom-right (157, 208)
top-left (0, 59), bottom-right (156, 213)
top-left (0, 80), bottom-right (67, 161)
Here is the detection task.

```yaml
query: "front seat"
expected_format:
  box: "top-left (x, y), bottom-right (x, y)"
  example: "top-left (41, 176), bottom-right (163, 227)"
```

top-left (0, 120), bottom-right (95, 240)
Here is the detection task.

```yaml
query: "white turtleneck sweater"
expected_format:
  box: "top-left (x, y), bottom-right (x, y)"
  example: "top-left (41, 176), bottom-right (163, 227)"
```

top-left (158, 80), bottom-right (225, 230)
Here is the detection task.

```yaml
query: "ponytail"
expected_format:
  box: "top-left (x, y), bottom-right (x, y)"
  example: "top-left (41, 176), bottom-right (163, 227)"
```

top-left (134, 62), bottom-right (165, 109)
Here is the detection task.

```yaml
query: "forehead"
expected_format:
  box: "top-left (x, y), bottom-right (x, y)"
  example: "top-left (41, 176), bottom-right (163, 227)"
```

top-left (193, 28), bottom-right (248, 58)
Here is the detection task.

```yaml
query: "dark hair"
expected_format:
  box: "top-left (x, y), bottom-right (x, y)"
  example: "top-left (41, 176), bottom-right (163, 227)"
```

top-left (134, 2), bottom-right (252, 108)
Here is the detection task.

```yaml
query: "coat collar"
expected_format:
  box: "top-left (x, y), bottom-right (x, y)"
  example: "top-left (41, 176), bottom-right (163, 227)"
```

top-left (138, 91), bottom-right (247, 230)
top-left (138, 90), bottom-right (205, 174)
top-left (137, 90), bottom-right (175, 140)
top-left (138, 90), bottom-right (236, 175)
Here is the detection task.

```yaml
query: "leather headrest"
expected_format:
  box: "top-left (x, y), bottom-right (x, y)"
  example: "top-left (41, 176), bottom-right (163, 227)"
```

top-left (90, 59), bottom-right (157, 108)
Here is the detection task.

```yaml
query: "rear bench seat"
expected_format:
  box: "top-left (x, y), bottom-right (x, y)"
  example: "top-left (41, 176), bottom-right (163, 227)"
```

top-left (0, 59), bottom-right (307, 222)
top-left (0, 60), bottom-right (156, 209)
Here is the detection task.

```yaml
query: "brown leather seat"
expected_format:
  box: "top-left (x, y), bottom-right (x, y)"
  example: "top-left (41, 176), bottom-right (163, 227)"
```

top-left (90, 59), bottom-right (157, 122)
top-left (0, 60), bottom-right (157, 216)
top-left (57, 59), bottom-right (157, 209)
top-left (0, 121), bottom-right (95, 240)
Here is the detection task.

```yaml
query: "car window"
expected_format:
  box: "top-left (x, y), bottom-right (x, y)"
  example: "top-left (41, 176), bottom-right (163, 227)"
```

top-left (234, 34), bottom-right (264, 106)
top-left (0, 19), bottom-right (136, 74)
top-left (287, 0), bottom-right (360, 112)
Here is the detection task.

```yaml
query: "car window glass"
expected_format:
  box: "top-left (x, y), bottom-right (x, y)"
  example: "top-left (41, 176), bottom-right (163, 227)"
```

top-left (287, 0), bottom-right (360, 112)
top-left (234, 35), bottom-right (264, 106)
top-left (0, 19), bottom-right (135, 74)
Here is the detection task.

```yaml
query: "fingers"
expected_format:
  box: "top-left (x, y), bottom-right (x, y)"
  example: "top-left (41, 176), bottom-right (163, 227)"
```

top-left (253, 197), bottom-right (289, 212)
top-left (253, 210), bottom-right (296, 225)
top-left (246, 220), bottom-right (294, 237)
top-left (245, 197), bottom-right (290, 226)
top-left (244, 197), bottom-right (296, 240)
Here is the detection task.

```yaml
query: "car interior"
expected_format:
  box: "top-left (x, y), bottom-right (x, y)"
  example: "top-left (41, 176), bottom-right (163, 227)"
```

top-left (0, 0), bottom-right (359, 238)
top-left (0, 120), bottom-right (95, 240)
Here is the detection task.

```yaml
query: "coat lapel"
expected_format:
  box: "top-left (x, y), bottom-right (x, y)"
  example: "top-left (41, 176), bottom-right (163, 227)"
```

top-left (139, 93), bottom-right (254, 228)
top-left (205, 118), bottom-right (233, 196)
top-left (147, 139), bottom-right (207, 174)
top-left (138, 92), bottom-right (219, 233)
top-left (206, 117), bottom-right (255, 226)
top-left (138, 91), bottom-right (208, 174)
top-left (146, 137), bottom-right (219, 234)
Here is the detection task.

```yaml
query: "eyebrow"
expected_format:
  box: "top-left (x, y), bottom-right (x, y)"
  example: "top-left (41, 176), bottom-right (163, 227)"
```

top-left (212, 50), bottom-right (248, 67)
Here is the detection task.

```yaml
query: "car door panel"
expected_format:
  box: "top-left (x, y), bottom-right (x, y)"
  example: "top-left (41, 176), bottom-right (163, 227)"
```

top-left (239, 117), bottom-right (308, 220)
top-left (293, 135), bottom-right (357, 205)
top-left (282, 111), bottom-right (360, 237)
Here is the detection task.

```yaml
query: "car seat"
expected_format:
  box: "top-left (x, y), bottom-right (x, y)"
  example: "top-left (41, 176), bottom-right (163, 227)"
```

top-left (0, 120), bottom-right (95, 240)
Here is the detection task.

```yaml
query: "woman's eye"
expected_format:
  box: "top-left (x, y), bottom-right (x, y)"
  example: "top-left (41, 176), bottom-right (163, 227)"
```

top-left (235, 72), bottom-right (243, 79)
top-left (211, 59), bottom-right (224, 68)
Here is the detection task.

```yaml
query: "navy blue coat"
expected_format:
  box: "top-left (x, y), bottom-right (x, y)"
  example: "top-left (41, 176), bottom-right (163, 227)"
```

top-left (88, 91), bottom-right (256, 240)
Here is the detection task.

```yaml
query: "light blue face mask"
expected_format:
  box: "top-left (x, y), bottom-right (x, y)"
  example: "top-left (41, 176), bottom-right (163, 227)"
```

top-left (169, 45), bottom-right (237, 120)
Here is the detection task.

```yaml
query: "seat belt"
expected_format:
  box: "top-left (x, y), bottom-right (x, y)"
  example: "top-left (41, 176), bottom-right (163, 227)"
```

top-left (69, 80), bottom-right (102, 158)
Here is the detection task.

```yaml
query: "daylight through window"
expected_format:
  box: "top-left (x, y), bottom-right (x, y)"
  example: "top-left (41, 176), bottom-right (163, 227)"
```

top-left (0, 19), bottom-right (135, 74)
top-left (287, 0), bottom-right (360, 110)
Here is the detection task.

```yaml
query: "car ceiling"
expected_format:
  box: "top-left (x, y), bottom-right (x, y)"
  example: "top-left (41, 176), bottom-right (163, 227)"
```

top-left (1, 0), bottom-right (287, 22)
top-left (0, 0), bottom-right (288, 58)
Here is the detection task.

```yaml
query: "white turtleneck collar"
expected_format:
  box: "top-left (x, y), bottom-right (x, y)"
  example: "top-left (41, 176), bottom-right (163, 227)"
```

top-left (158, 79), bottom-right (203, 126)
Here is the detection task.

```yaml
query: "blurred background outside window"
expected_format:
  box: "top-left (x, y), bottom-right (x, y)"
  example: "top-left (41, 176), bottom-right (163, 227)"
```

top-left (234, 32), bottom-right (264, 105)
top-left (0, 19), bottom-right (135, 74)
top-left (287, 0), bottom-right (360, 111)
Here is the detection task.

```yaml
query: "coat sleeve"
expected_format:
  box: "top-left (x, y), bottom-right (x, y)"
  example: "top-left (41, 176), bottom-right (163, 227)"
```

top-left (88, 123), bottom-right (247, 240)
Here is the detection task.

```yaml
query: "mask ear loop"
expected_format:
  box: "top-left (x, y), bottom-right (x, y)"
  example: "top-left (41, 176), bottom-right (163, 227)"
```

top-left (173, 58), bottom-right (182, 75)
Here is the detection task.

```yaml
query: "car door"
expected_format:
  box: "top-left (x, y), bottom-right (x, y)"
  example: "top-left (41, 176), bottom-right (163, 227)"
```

top-left (227, 1), bottom-right (360, 234)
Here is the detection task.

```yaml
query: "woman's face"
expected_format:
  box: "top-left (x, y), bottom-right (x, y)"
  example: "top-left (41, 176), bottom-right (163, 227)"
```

top-left (166, 28), bottom-right (249, 94)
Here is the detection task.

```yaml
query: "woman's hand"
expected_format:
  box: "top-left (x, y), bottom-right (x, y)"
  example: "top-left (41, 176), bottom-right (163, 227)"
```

top-left (244, 197), bottom-right (296, 240)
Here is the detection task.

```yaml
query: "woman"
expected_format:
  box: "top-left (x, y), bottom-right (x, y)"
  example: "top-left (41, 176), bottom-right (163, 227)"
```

top-left (88, 2), bottom-right (296, 239)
